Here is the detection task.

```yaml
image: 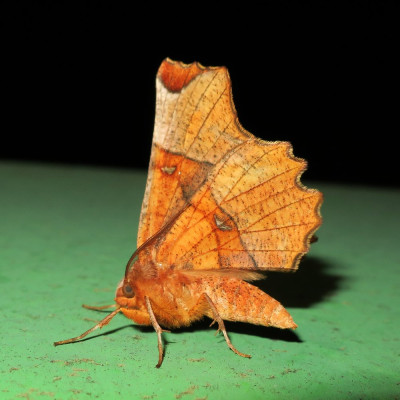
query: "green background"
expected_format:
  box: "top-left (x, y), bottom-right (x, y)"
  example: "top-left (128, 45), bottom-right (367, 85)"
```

top-left (1, 162), bottom-right (399, 399)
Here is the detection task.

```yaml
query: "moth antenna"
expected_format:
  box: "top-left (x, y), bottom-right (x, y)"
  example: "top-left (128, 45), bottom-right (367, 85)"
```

top-left (124, 203), bottom-right (191, 278)
top-left (53, 308), bottom-right (121, 346)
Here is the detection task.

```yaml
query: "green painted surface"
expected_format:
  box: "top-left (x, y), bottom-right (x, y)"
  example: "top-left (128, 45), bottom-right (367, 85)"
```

top-left (1, 162), bottom-right (399, 399)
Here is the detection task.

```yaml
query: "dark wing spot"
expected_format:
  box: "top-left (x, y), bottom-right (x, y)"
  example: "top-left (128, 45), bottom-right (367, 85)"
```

top-left (214, 214), bottom-right (232, 231)
top-left (161, 166), bottom-right (176, 175)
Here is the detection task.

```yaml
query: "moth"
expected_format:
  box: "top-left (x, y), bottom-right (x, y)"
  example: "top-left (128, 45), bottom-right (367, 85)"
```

top-left (54, 58), bottom-right (323, 368)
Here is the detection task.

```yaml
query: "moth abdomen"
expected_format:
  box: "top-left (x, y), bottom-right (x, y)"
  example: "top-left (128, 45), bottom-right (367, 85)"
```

top-left (202, 277), bottom-right (297, 329)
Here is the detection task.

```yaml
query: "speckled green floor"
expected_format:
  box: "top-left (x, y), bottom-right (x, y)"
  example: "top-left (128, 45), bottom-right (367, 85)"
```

top-left (1, 162), bottom-right (399, 399)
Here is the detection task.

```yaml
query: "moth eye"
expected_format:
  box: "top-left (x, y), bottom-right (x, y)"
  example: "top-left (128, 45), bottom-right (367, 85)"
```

top-left (123, 283), bottom-right (135, 298)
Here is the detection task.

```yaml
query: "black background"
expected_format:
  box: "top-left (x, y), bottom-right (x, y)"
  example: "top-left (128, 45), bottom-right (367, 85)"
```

top-left (2, 1), bottom-right (398, 187)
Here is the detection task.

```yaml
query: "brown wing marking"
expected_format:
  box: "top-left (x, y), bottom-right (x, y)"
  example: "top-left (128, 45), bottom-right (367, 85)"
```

top-left (158, 58), bottom-right (205, 92)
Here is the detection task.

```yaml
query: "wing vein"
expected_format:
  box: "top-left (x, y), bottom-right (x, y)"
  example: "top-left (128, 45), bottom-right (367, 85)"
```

top-left (167, 140), bottom-right (250, 256)
top-left (173, 188), bottom-right (316, 267)
top-left (200, 118), bottom-right (234, 161)
top-left (218, 145), bottom-right (279, 206)
top-left (173, 168), bottom-right (301, 263)
top-left (182, 71), bottom-right (220, 154)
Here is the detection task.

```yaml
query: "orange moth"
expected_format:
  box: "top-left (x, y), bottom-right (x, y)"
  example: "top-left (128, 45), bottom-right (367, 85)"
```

top-left (54, 59), bottom-right (323, 367)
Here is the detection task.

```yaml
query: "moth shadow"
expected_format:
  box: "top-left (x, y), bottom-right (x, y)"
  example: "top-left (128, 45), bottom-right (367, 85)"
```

top-left (254, 255), bottom-right (343, 308)
top-left (172, 319), bottom-right (302, 343)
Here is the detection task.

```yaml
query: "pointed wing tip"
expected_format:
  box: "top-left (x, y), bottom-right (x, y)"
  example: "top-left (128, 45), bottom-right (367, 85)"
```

top-left (158, 58), bottom-right (227, 92)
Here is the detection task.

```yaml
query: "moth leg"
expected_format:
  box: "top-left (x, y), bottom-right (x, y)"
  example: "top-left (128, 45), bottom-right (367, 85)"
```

top-left (82, 304), bottom-right (116, 310)
top-left (54, 308), bottom-right (120, 346)
top-left (203, 293), bottom-right (251, 359)
top-left (144, 296), bottom-right (170, 368)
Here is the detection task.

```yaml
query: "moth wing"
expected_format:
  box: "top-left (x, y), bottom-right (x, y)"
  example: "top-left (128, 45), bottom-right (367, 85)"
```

top-left (155, 138), bottom-right (322, 272)
top-left (138, 58), bottom-right (322, 272)
top-left (136, 58), bottom-right (250, 265)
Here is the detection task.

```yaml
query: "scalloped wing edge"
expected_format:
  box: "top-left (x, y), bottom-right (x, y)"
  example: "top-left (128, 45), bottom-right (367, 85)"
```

top-left (151, 58), bottom-right (323, 273)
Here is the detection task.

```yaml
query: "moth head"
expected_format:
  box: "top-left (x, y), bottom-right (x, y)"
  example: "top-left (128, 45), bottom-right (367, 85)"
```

top-left (122, 280), bottom-right (135, 298)
top-left (115, 277), bottom-right (136, 300)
